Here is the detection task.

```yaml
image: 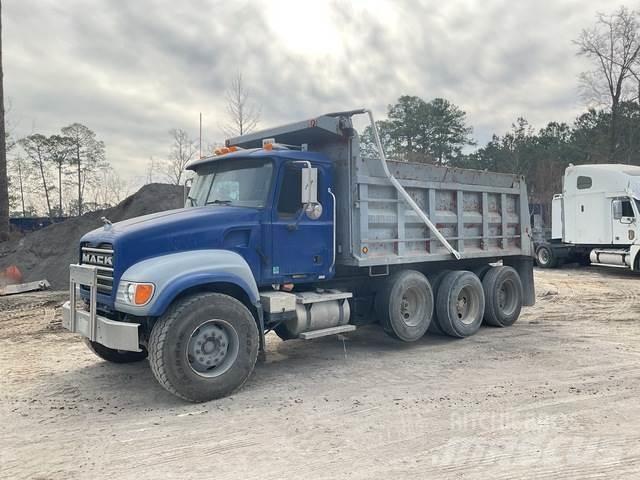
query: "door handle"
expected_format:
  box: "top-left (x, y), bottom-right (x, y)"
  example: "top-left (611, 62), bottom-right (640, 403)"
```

top-left (286, 224), bottom-right (298, 232)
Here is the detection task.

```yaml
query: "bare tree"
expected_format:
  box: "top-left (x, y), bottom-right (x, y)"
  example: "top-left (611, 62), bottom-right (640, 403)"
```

top-left (90, 165), bottom-right (129, 207)
top-left (105, 169), bottom-right (130, 204)
top-left (47, 134), bottom-right (73, 216)
top-left (8, 155), bottom-right (32, 217)
top-left (222, 72), bottom-right (260, 137)
top-left (19, 134), bottom-right (54, 217)
top-left (146, 155), bottom-right (161, 184)
top-left (61, 123), bottom-right (106, 215)
top-left (0, 0), bottom-right (8, 239)
top-left (166, 128), bottom-right (196, 185)
top-left (576, 6), bottom-right (640, 158)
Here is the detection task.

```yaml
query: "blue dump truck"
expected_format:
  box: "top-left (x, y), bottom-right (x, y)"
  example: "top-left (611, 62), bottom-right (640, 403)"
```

top-left (63, 109), bottom-right (535, 402)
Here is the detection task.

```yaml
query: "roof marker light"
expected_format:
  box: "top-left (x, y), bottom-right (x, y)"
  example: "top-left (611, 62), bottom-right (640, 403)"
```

top-left (214, 147), bottom-right (231, 155)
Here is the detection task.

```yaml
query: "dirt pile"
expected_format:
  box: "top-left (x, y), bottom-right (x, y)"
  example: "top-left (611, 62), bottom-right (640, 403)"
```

top-left (0, 183), bottom-right (184, 289)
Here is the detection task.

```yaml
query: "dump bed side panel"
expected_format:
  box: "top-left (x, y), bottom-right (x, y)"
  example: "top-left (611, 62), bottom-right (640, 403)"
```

top-left (344, 152), bottom-right (532, 267)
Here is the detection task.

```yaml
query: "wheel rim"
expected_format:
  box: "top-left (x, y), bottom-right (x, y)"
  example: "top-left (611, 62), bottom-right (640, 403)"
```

top-left (538, 248), bottom-right (550, 265)
top-left (456, 285), bottom-right (480, 325)
top-left (399, 287), bottom-right (424, 327)
top-left (497, 278), bottom-right (518, 316)
top-left (186, 319), bottom-right (239, 378)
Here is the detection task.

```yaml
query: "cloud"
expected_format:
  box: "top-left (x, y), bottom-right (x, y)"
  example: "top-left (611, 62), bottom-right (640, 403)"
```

top-left (4, 0), bottom-right (608, 183)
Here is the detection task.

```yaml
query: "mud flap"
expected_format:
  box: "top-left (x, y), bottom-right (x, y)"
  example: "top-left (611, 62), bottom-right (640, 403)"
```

top-left (504, 256), bottom-right (535, 306)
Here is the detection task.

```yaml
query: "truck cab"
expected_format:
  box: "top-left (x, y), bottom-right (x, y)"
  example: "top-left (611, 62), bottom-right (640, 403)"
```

top-left (185, 148), bottom-right (335, 285)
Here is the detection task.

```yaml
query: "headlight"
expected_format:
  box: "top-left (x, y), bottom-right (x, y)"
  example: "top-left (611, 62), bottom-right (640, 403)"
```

top-left (117, 281), bottom-right (155, 306)
top-left (126, 283), bottom-right (136, 303)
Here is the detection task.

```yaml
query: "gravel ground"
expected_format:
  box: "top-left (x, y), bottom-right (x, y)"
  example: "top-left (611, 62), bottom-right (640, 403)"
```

top-left (1, 266), bottom-right (640, 479)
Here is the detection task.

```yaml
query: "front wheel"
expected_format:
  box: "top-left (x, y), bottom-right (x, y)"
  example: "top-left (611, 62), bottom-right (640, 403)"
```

top-left (148, 293), bottom-right (259, 402)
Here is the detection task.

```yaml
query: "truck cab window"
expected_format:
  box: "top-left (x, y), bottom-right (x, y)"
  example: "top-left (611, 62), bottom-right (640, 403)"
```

top-left (622, 200), bottom-right (634, 217)
top-left (577, 176), bottom-right (592, 189)
top-left (188, 159), bottom-right (273, 208)
top-left (277, 166), bottom-right (302, 217)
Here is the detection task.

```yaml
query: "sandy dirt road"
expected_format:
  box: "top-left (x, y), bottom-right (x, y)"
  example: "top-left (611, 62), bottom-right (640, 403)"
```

top-left (2, 266), bottom-right (640, 479)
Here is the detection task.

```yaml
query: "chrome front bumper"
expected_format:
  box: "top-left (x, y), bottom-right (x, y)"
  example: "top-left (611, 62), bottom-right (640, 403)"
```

top-left (62, 264), bottom-right (141, 352)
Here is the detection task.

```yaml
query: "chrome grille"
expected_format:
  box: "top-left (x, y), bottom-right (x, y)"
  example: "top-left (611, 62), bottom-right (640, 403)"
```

top-left (80, 244), bottom-right (114, 293)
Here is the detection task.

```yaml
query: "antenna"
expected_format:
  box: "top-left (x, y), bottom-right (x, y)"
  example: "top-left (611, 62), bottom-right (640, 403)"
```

top-left (199, 112), bottom-right (202, 158)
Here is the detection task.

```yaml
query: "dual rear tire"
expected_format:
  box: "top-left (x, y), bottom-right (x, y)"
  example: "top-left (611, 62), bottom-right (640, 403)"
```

top-left (482, 266), bottom-right (523, 327)
top-left (375, 270), bottom-right (434, 342)
top-left (435, 271), bottom-right (485, 337)
top-left (375, 266), bottom-right (524, 342)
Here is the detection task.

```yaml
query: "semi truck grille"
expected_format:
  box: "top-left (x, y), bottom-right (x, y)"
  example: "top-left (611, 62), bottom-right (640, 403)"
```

top-left (80, 244), bottom-right (114, 294)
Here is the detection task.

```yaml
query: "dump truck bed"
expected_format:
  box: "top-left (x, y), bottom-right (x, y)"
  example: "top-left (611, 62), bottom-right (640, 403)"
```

top-left (347, 157), bottom-right (531, 266)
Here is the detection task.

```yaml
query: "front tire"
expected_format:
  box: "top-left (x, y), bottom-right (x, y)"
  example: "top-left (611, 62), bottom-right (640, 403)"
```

top-left (85, 339), bottom-right (148, 363)
top-left (148, 293), bottom-right (259, 402)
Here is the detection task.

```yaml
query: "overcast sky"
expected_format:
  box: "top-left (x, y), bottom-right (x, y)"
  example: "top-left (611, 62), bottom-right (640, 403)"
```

top-left (2, 0), bottom-right (626, 183)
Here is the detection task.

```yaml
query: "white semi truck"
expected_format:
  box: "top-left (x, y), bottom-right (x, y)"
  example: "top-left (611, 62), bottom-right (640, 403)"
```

top-left (535, 164), bottom-right (640, 270)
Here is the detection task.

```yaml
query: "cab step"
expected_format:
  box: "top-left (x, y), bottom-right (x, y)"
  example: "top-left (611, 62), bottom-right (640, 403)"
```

top-left (299, 324), bottom-right (356, 340)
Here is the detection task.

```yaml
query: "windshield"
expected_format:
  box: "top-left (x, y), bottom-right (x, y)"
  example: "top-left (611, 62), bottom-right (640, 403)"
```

top-left (186, 158), bottom-right (273, 208)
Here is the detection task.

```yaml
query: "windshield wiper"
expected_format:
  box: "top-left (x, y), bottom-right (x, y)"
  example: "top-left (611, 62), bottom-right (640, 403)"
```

top-left (186, 195), bottom-right (196, 206)
top-left (206, 199), bottom-right (232, 205)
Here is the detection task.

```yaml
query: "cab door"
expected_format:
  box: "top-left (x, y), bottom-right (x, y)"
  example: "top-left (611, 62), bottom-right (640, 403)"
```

top-left (269, 162), bottom-right (333, 283)
top-left (611, 198), bottom-right (635, 245)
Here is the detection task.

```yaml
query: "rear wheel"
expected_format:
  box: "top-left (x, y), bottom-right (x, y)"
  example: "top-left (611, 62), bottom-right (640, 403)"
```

top-left (436, 271), bottom-right (484, 338)
top-left (84, 339), bottom-right (148, 363)
top-left (482, 266), bottom-right (523, 327)
top-left (375, 270), bottom-right (433, 342)
top-left (427, 270), bottom-right (451, 335)
top-left (536, 245), bottom-right (557, 268)
top-left (149, 292), bottom-right (259, 402)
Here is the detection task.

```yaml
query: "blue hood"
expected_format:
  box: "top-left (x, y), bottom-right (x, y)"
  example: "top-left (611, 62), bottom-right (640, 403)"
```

top-left (81, 206), bottom-right (263, 298)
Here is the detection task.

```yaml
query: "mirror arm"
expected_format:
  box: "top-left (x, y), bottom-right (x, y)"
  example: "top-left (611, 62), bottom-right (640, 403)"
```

top-left (286, 207), bottom-right (306, 231)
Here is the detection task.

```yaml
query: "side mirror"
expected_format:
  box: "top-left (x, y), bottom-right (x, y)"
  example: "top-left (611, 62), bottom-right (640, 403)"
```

top-left (301, 167), bottom-right (318, 205)
top-left (301, 166), bottom-right (323, 220)
top-left (613, 199), bottom-right (623, 220)
top-left (183, 177), bottom-right (194, 206)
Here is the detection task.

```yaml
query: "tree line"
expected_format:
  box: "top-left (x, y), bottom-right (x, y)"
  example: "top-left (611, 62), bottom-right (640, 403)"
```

top-left (361, 6), bottom-right (640, 215)
top-left (4, 123), bottom-right (128, 217)
top-left (361, 95), bottom-right (640, 209)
